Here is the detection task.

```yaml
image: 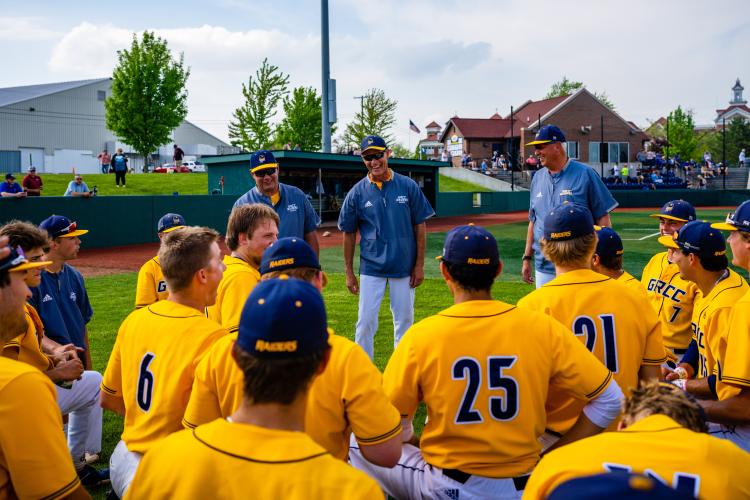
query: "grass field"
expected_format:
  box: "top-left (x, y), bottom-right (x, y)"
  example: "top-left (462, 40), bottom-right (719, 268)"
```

top-left (81, 208), bottom-right (737, 497)
top-left (33, 173), bottom-right (208, 197)
top-left (438, 174), bottom-right (492, 192)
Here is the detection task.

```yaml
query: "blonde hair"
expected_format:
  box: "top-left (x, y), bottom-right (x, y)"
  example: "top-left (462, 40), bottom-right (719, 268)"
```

top-left (541, 233), bottom-right (597, 268)
top-left (622, 381), bottom-right (707, 433)
top-left (262, 267), bottom-right (318, 283)
top-left (159, 226), bottom-right (219, 292)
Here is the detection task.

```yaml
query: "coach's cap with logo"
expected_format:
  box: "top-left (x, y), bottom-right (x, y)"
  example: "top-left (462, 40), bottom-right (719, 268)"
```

top-left (5, 173), bottom-right (15, 180)
top-left (437, 224), bottom-right (500, 266)
top-left (548, 472), bottom-right (683, 500)
top-left (39, 215), bottom-right (89, 238)
top-left (157, 213), bottom-right (186, 234)
top-left (0, 246), bottom-right (51, 273)
top-left (360, 135), bottom-right (387, 153)
top-left (711, 200), bottom-right (750, 233)
top-left (649, 200), bottom-right (696, 223)
top-left (594, 226), bottom-right (624, 259)
top-left (525, 125), bottom-right (566, 146)
top-left (658, 220), bottom-right (726, 258)
top-left (237, 277), bottom-right (329, 358)
top-left (260, 237), bottom-right (328, 287)
top-left (544, 204), bottom-right (595, 241)
top-left (250, 150), bottom-right (278, 173)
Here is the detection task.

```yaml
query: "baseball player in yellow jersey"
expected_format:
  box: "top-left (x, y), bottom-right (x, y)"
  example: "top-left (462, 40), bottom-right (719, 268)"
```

top-left (0, 245), bottom-right (91, 500)
top-left (134, 213), bottom-right (186, 308)
top-left (517, 205), bottom-right (665, 443)
top-left (0, 221), bottom-right (107, 484)
top-left (590, 226), bottom-right (643, 294)
top-left (101, 227), bottom-right (229, 498)
top-left (641, 200), bottom-right (700, 366)
top-left (524, 381), bottom-right (750, 499)
top-left (184, 237), bottom-right (402, 466)
top-left (350, 225), bottom-right (624, 499)
top-left (697, 200), bottom-right (750, 452)
top-left (206, 204), bottom-right (279, 333)
top-left (127, 278), bottom-right (382, 499)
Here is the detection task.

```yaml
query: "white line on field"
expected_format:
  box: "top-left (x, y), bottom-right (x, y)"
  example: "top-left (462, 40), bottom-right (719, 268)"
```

top-left (622, 232), bottom-right (661, 241)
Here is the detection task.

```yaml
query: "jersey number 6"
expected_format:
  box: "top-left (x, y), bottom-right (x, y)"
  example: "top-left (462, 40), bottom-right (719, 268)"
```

top-left (452, 356), bottom-right (519, 424)
top-left (137, 353), bottom-right (156, 412)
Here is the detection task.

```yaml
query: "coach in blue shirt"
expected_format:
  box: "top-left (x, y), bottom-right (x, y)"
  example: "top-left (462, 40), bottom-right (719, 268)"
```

top-left (338, 135), bottom-right (435, 359)
top-left (523, 125), bottom-right (618, 287)
top-left (234, 150), bottom-right (320, 255)
top-left (30, 215), bottom-right (94, 369)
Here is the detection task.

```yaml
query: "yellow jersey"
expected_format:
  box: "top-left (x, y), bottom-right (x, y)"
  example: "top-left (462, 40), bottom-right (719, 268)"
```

top-left (0, 358), bottom-right (80, 499)
top-left (617, 270), bottom-right (644, 295)
top-left (205, 255), bottom-right (260, 333)
top-left (523, 414), bottom-right (750, 500)
top-left (126, 419), bottom-right (382, 499)
top-left (101, 300), bottom-right (228, 454)
top-left (135, 256), bottom-right (168, 308)
top-left (691, 269), bottom-right (748, 385)
top-left (518, 269), bottom-right (666, 434)
top-left (384, 300), bottom-right (613, 478)
top-left (2, 304), bottom-right (54, 372)
top-left (641, 251), bottom-right (700, 350)
top-left (183, 332), bottom-right (401, 460)
top-left (716, 288), bottom-right (750, 399)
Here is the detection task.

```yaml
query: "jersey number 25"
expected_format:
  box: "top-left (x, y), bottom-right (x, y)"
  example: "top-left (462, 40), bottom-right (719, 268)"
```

top-left (452, 356), bottom-right (519, 424)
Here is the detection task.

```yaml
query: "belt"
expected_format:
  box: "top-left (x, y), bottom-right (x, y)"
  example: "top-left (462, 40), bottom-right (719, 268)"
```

top-left (673, 348), bottom-right (688, 355)
top-left (442, 468), bottom-right (529, 491)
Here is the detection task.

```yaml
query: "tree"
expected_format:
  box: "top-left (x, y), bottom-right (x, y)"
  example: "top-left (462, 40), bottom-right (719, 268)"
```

top-left (666, 106), bottom-right (698, 161)
top-left (274, 87), bottom-right (323, 151)
top-left (390, 143), bottom-right (418, 159)
top-left (341, 89), bottom-right (397, 149)
top-left (545, 76), bottom-right (615, 110)
top-left (106, 31), bottom-right (189, 171)
top-left (228, 58), bottom-right (289, 151)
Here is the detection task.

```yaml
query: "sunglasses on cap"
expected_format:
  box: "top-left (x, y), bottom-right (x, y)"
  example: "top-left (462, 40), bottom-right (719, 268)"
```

top-left (0, 247), bottom-right (27, 273)
top-left (253, 168), bottom-right (277, 177)
top-left (363, 152), bottom-right (386, 162)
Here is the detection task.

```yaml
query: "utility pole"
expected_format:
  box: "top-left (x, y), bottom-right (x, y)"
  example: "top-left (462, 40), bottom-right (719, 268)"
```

top-left (321, 0), bottom-right (333, 152)
top-left (510, 105), bottom-right (515, 191)
top-left (600, 115), bottom-right (604, 178)
top-left (353, 95), bottom-right (365, 115)
top-left (723, 117), bottom-right (727, 190)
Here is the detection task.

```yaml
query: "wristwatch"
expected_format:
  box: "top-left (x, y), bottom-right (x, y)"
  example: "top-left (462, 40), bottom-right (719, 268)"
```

top-left (522, 255), bottom-right (533, 261)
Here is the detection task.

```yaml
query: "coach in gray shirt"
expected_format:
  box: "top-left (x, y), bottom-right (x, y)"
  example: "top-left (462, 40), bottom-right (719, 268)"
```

top-left (522, 125), bottom-right (618, 287)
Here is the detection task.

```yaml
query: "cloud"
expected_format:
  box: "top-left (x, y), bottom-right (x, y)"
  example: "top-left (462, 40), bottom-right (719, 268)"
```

top-left (0, 16), bottom-right (62, 41)
top-left (383, 40), bottom-right (493, 79)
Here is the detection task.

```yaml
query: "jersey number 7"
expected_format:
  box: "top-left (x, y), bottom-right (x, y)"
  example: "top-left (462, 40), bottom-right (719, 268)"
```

top-left (452, 356), bottom-right (519, 424)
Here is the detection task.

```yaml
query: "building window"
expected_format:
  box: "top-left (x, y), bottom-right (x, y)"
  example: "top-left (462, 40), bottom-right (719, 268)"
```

top-left (588, 141), bottom-right (629, 163)
top-left (97, 90), bottom-right (106, 101)
top-left (566, 141), bottom-right (579, 159)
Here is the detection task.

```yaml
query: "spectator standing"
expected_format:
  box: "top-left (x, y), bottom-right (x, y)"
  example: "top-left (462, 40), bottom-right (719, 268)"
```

top-left (111, 148), bottom-right (128, 188)
top-left (440, 149), bottom-right (450, 163)
top-left (97, 150), bottom-right (111, 174)
top-left (64, 176), bottom-right (92, 198)
top-left (0, 174), bottom-right (26, 198)
top-left (22, 167), bottom-right (43, 196)
top-left (740, 148), bottom-right (746, 167)
top-left (172, 144), bottom-right (185, 167)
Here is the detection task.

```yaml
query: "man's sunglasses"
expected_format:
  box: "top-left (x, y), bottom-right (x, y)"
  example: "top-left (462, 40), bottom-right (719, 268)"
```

top-left (363, 152), bottom-right (386, 162)
top-left (253, 168), bottom-right (277, 177)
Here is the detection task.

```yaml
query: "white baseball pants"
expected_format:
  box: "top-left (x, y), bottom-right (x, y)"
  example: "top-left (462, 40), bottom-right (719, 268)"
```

top-left (355, 275), bottom-right (414, 359)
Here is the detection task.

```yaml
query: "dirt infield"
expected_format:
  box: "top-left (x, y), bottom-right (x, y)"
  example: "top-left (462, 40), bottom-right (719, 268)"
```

top-left (72, 212), bottom-right (530, 277)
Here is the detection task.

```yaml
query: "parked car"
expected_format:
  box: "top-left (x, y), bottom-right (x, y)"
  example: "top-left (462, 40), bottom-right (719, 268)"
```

top-left (153, 164), bottom-right (191, 173)
top-left (182, 160), bottom-right (206, 173)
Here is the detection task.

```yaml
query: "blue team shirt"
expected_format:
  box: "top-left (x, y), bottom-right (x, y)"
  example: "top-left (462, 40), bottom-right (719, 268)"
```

top-left (0, 181), bottom-right (22, 194)
top-left (529, 159), bottom-right (618, 274)
top-left (234, 183), bottom-right (320, 239)
top-left (338, 171), bottom-right (435, 278)
top-left (29, 264), bottom-right (93, 349)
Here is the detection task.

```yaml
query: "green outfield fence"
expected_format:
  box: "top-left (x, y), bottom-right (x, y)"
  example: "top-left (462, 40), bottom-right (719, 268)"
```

top-left (1, 190), bottom-right (748, 249)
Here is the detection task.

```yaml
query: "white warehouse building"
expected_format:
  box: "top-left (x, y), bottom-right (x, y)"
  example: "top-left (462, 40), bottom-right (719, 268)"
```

top-left (0, 78), bottom-right (232, 174)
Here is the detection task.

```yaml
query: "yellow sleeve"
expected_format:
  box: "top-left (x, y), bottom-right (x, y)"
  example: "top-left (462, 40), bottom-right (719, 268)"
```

top-left (101, 326), bottom-right (124, 396)
top-left (135, 260), bottom-right (159, 309)
top-left (719, 302), bottom-right (750, 388)
top-left (0, 370), bottom-right (80, 499)
top-left (183, 351), bottom-right (224, 429)
top-left (523, 448), bottom-right (575, 500)
top-left (706, 307), bottom-right (733, 376)
top-left (641, 303), bottom-right (668, 365)
top-left (382, 331), bottom-right (421, 418)
top-left (341, 341), bottom-right (402, 445)
top-left (219, 273), bottom-right (259, 333)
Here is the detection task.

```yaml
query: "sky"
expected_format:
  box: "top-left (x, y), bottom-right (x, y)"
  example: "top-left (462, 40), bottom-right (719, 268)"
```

top-left (1, 0), bottom-right (749, 148)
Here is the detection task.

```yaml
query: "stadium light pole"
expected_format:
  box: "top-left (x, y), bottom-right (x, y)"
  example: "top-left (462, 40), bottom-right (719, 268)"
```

top-left (321, 0), bottom-right (332, 153)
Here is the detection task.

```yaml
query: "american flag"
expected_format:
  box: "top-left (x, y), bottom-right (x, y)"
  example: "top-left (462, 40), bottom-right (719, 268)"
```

top-left (409, 120), bottom-right (420, 134)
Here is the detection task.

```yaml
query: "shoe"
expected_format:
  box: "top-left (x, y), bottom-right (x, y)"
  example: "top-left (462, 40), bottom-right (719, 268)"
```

top-left (85, 452), bottom-right (100, 464)
top-left (78, 464), bottom-right (110, 487)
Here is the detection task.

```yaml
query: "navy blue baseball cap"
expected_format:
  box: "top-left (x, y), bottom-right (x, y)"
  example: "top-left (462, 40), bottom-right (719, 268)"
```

top-left (360, 135), bottom-right (387, 153)
top-left (0, 246), bottom-right (50, 274)
top-left (157, 213), bottom-right (186, 234)
top-left (649, 200), bottom-right (696, 223)
top-left (595, 226), bottom-right (624, 259)
top-left (549, 472), bottom-right (684, 500)
top-left (658, 220), bottom-right (726, 258)
top-left (437, 224), bottom-right (500, 266)
top-left (544, 204), bottom-right (595, 241)
top-left (250, 150), bottom-right (278, 174)
top-left (260, 237), bottom-right (328, 287)
top-left (40, 215), bottom-right (88, 238)
top-left (526, 125), bottom-right (566, 146)
top-left (237, 277), bottom-right (330, 358)
top-left (712, 200), bottom-right (750, 233)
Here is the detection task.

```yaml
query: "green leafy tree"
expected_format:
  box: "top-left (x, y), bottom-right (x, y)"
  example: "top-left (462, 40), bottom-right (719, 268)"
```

top-left (106, 31), bottom-right (189, 170)
top-left (341, 88), bottom-right (397, 148)
top-left (666, 106), bottom-right (699, 161)
top-left (274, 87), bottom-right (324, 151)
top-left (229, 58), bottom-right (289, 151)
top-left (545, 76), bottom-right (615, 110)
top-left (390, 143), bottom-right (418, 159)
